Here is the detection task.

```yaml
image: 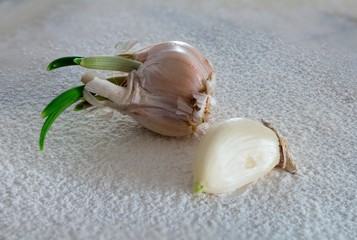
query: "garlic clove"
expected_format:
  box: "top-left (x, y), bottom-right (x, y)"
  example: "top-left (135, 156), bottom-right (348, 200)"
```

top-left (193, 118), bottom-right (296, 195)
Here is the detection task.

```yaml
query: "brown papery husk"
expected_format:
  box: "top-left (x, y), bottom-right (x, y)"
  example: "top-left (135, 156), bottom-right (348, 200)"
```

top-left (261, 120), bottom-right (297, 173)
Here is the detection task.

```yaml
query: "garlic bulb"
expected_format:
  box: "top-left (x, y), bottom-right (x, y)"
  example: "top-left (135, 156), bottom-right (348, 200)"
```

top-left (83, 41), bottom-right (215, 137)
top-left (193, 118), bottom-right (297, 195)
top-left (40, 41), bottom-right (215, 150)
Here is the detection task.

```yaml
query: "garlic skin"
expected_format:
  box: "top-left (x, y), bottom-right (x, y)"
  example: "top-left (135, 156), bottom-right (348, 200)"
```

top-left (83, 41), bottom-right (215, 136)
top-left (193, 118), bottom-right (287, 195)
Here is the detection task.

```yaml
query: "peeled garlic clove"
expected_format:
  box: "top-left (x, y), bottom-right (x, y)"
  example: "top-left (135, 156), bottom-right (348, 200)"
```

top-left (193, 118), bottom-right (297, 195)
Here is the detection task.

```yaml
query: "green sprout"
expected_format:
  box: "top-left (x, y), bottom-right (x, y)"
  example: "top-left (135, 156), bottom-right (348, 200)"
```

top-left (193, 183), bottom-right (204, 194)
top-left (40, 85), bottom-right (85, 151)
top-left (40, 55), bottom-right (141, 151)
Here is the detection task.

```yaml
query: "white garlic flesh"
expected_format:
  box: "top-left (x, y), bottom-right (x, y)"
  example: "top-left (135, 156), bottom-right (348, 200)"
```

top-left (193, 118), bottom-right (297, 195)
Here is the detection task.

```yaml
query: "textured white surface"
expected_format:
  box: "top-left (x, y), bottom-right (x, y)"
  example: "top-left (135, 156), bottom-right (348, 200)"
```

top-left (1, 0), bottom-right (356, 239)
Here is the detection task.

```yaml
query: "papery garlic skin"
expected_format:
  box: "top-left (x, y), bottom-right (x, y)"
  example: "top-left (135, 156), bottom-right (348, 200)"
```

top-left (193, 118), bottom-right (280, 195)
top-left (83, 41), bottom-right (215, 136)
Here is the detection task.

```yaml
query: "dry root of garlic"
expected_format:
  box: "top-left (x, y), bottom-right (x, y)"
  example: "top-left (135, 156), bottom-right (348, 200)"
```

top-left (193, 118), bottom-right (297, 195)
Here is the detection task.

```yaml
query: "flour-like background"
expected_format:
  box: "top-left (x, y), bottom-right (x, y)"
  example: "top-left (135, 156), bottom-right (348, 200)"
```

top-left (0, 0), bottom-right (356, 239)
